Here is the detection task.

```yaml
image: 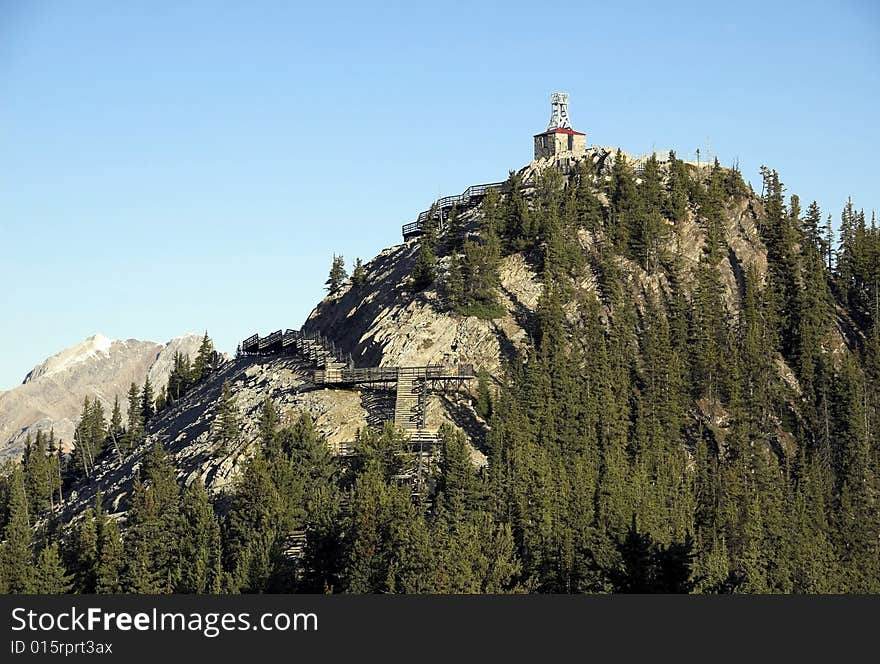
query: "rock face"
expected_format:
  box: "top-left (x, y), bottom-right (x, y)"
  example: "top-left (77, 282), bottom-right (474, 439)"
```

top-left (303, 230), bottom-right (540, 380)
top-left (0, 333), bottom-right (203, 461)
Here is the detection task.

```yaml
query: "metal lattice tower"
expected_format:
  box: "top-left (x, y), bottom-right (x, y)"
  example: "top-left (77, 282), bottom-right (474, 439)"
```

top-left (547, 92), bottom-right (572, 131)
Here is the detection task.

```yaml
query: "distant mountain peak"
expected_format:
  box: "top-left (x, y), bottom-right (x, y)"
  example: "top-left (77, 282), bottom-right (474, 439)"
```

top-left (1, 333), bottom-right (204, 461)
top-left (23, 333), bottom-right (115, 384)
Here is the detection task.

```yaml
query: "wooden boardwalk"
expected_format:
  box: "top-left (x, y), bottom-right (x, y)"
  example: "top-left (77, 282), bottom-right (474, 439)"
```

top-left (240, 328), bottom-right (475, 448)
top-left (401, 180), bottom-right (506, 241)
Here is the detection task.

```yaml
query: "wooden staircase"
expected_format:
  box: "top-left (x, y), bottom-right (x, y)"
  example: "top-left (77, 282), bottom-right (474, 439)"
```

top-left (394, 371), bottom-right (441, 456)
top-left (240, 329), bottom-right (474, 461)
top-left (394, 371), bottom-right (423, 431)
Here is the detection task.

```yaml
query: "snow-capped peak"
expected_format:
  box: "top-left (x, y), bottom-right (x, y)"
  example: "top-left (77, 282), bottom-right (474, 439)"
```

top-left (23, 333), bottom-right (116, 383)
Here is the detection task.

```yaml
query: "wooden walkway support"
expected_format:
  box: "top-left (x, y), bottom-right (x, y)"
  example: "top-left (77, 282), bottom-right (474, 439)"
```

top-left (240, 328), bottom-right (475, 453)
top-left (313, 364), bottom-right (474, 388)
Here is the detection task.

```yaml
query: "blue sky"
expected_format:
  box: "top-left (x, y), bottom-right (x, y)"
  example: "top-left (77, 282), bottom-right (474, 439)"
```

top-left (1, 0), bottom-right (878, 389)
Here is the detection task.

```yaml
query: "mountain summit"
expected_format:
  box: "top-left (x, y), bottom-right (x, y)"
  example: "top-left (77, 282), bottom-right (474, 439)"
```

top-left (0, 333), bottom-right (203, 461)
top-left (23, 334), bottom-right (114, 384)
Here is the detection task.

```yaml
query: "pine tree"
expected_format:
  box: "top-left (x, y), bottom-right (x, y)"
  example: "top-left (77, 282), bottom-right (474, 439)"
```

top-left (258, 398), bottom-right (280, 453)
top-left (178, 479), bottom-right (222, 593)
top-left (824, 214), bottom-right (836, 271)
top-left (124, 382), bottom-right (144, 451)
top-left (664, 150), bottom-right (690, 223)
top-left (633, 154), bottom-right (669, 272)
top-left (23, 431), bottom-right (51, 515)
top-left (0, 466), bottom-right (32, 593)
top-left (608, 149), bottom-right (638, 255)
top-left (343, 465), bottom-right (432, 593)
top-left (95, 513), bottom-right (123, 594)
top-left (223, 453), bottom-right (283, 592)
top-left (501, 170), bottom-right (531, 251)
top-left (802, 200), bottom-right (823, 253)
top-left (442, 253), bottom-right (465, 309)
top-left (155, 385), bottom-right (167, 412)
top-left (167, 351), bottom-right (193, 404)
top-left (475, 369), bottom-right (493, 420)
top-left (436, 425), bottom-right (480, 520)
top-left (47, 430), bottom-right (63, 510)
top-left (123, 443), bottom-right (181, 593)
top-left (351, 258), bottom-right (367, 287)
top-left (192, 332), bottom-right (215, 382)
top-left (32, 543), bottom-right (72, 594)
top-left (456, 236), bottom-right (502, 318)
top-left (571, 159), bottom-right (604, 230)
top-left (72, 397), bottom-right (106, 478)
top-left (70, 506), bottom-right (98, 593)
top-left (141, 376), bottom-right (155, 423)
top-left (108, 396), bottom-right (123, 454)
top-left (214, 381), bottom-right (240, 455)
top-left (325, 254), bottom-right (347, 293)
top-left (445, 206), bottom-right (465, 253)
top-left (411, 240), bottom-right (436, 291)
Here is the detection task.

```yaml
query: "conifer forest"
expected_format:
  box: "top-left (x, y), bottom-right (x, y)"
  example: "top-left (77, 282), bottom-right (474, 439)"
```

top-left (2, 153), bottom-right (879, 594)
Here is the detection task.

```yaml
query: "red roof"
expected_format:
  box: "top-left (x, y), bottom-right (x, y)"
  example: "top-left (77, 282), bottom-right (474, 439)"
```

top-left (534, 127), bottom-right (586, 137)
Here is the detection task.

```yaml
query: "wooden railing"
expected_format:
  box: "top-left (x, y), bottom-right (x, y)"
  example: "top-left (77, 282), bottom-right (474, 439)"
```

top-left (241, 334), bottom-right (259, 352)
top-left (402, 181), bottom-right (506, 240)
top-left (314, 364), bottom-right (475, 386)
top-left (240, 328), bottom-right (350, 367)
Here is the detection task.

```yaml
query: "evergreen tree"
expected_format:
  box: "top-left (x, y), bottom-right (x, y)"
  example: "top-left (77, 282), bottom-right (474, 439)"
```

top-left (500, 170), bottom-right (531, 251)
top-left (167, 351), bottom-right (193, 404)
top-left (442, 253), bottom-right (465, 309)
top-left (475, 368), bottom-right (493, 420)
top-left (155, 385), bottom-right (167, 412)
top-left (95, 513), bottom-right (123, 594)
top-left (325, 254), bottom-right (347, 293)
top-left (141, 376), bottom-right (155, 423)
top-left (455, 238), bottom-right (502, 318)
top-left (411, 240), bottom-right (436, 291)
top-left (223, 452), bottom-right (283, 592)
top-left (802, 200), bottom-right (824, 253)
top-left (258, 398), bottom-right (280, 453)
top-left (444, 206), bottom-right (465, 253)
top-left (351, 258), bottom-right (367, 288)
top-left (192, 332), bottom-right (215, 382)
top-left (0, 466), bottom-right (32, 593)
top-left (608, 149), bottom-right (638, 255)
top-left (123, 443), bottom-right (181, 593)
top-left (124, 383), bottom-right (144, 451)
top-left (108, 396), bottom-right (123, 453)
top-left (178, 479), bottom-right (222, 593)
top-left (32, 543), bottom-right (72, 594)
top-left (69, 506), bottom-right (98, 593)
top-left (664, 150), bottom-right (690, 223)
top-left (23, 431), bottom-right (51, 515)
top-left (214, 381), bottom-right (240, 455)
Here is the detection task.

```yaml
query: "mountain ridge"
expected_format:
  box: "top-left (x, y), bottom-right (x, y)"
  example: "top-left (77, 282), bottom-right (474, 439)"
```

top-left (0, 333), bottom-right (203, 461)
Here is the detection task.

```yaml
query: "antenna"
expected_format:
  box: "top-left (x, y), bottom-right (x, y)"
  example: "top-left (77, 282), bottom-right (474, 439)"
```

top-left (547, 92), bottom-right (572, 130)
